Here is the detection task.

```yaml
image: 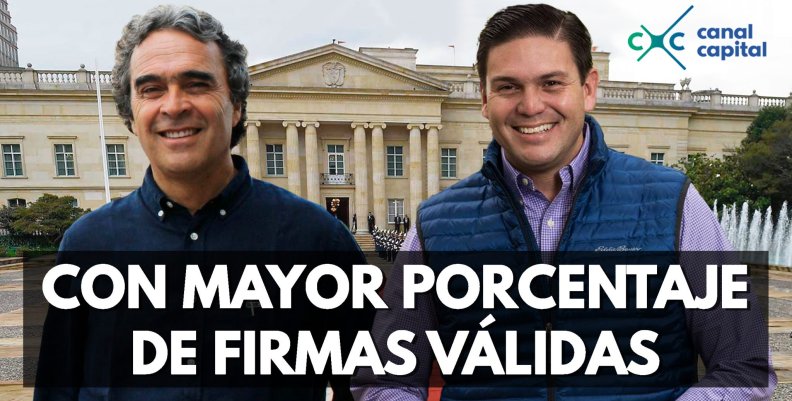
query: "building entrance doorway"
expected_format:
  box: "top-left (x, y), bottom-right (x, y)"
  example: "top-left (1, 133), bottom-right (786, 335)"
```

top-left (325, 197), bottom-right (350, 228)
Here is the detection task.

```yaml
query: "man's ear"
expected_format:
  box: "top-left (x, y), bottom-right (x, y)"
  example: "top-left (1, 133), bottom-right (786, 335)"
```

top-left (128, 119), bottom-right (138, 136)
top-left (583, 68), bottom-right (599, 112)
top-left (232, 102), bottom-right (242, 127)
top-left (481, 82), bottom-right (490, 120)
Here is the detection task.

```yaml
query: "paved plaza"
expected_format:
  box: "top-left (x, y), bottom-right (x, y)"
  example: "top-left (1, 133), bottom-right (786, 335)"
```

top-left (1, 261), bottom-right (792, 400)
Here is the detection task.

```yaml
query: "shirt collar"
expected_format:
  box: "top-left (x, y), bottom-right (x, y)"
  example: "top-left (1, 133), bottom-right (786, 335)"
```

top-left (501, 122), bottom-right (591, 193)
top-left (139, 154), bottom-right (252, 219)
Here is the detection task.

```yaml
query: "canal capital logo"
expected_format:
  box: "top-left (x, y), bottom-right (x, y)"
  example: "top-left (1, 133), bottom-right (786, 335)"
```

top-left (627, 5), bottom-right (768, 70)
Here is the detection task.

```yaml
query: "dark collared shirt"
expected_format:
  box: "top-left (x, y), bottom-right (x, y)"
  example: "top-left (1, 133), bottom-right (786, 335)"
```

top-left (36, 156), bottom-right (370, 401)
top-left (58, 155), bottom-right (357, 253)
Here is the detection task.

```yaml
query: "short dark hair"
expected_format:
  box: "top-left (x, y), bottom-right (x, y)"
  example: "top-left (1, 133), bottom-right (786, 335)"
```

top-left (476, 4), bottom-right (593, 83)
top-left (112, 5), bottom-right (249, 148)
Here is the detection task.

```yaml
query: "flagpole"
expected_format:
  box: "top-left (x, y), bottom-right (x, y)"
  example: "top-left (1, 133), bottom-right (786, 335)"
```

top-left (94, 61), bottom-right (111, 204)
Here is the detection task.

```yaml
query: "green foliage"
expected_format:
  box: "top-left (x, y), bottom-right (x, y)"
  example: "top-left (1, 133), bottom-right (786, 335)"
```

top-left (743, 105), bottom-right (789, 145)
top-left (674, 105), bottom-right (791, 214)
top-left (0, 206), bottom-right (15, 235)
top-left (740, 116), bottom-right (792, 211)
top-left (673, 153), bottom-right (769, 210)
top-left (8, 194), bottom-right (86, 244)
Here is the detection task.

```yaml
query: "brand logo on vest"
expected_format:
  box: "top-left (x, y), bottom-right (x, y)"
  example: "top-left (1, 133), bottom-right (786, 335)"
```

top-left (595, 245), bottom-right (643, 252)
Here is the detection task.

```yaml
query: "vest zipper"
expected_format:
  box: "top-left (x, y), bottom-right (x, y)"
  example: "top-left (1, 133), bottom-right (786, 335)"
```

top-left (488, 162), bottom-right (583, 401)
top-left (548, 169), bottom-right (590, 401)
top-left (489, 166), bottom-right (558, 398)
top-left (554, 168), bottom-right (591, 263)
top-left (546, 321), bottom-right (555, 401)
top-left (484, 164), bottom-right (540, 255)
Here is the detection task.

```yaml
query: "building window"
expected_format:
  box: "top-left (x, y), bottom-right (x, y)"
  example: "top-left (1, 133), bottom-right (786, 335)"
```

top-left (441, 148), bottom-right (457, 178)
top-left (386, 146), bottom-right (403, 177)
top-left (265, 144), bottom-right (284, 176)
top-left (106, 144), bottom-right (127, 176)
top-left (2, 144), bottom-right (23, 176)
top-left (650, 152), bottom-right (665, 165)
top-left (7, 198), bottom-right (26, 208)
top-left (327, 144), bottom-right (345, 175)
top-left (54, 144), bottom-right (76, 176)
top-left (388, 199), bottom-right (404, 224)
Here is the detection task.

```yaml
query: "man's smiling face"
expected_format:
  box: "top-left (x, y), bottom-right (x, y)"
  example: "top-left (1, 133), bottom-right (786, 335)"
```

top-left (482, 35), bottom-right (598, 177)
top-left (129, 28), bottom-right (241, 180)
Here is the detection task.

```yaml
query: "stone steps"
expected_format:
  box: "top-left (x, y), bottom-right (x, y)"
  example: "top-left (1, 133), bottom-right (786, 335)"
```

top-left (354, 234), bottom-right (375, 252)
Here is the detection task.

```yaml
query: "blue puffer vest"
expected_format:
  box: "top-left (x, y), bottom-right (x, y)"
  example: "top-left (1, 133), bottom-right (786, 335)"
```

top-left (417, 116), bottom-right (697, 401)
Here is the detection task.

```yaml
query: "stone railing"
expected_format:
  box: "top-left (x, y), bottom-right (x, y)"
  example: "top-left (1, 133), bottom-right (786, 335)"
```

top-left (644, 89), bottom-right (681, 101)
top-left (321, 173), bottom-right (354, 185)
top-left (92, 71), bottom-right (113, 85)
top-left (0, 70), bottom-right (23, 83)
top-left (600, 86), bottom-right (634, 99)
top-left (692, 92), bottom-right (711, 103)
top-left (720, 94), bottom-right (749, 106)
top-left (447, 79), bottom-right (481, 99)
top-left (37, 71), bottom-right (79, 84)
top-left (759, 96), bottom-right (787, 107)
top-left (597, 86), bottom-right (792, 110)
top-left (0, 65), bottom-right (112, 90)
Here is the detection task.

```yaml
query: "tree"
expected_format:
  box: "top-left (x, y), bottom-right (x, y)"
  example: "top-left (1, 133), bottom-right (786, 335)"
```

top-left (673, 153), bottom-right (769, 211)
top-left (0, 206), bottom-right (15, 235)
top-left (743, 105), bottom-right (789, 145)
top-left (740, 116), bottom-right (792, 211)
top-left (10, 194), bottom-right (86, 244)
top-left (674, 105), bottom-right (790, 213)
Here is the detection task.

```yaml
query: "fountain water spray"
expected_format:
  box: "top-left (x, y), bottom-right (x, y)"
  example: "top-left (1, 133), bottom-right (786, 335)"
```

top-left (717, 200), bottom-right (792, 267)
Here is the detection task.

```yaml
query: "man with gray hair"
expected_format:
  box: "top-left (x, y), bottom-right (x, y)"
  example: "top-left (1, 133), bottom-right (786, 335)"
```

top-left (34, 5), bottom-right (369, 401)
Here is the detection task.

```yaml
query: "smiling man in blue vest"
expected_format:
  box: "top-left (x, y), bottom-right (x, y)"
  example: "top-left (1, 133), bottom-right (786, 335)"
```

top-left (33, 5), bottom-right (370, 401)
top-left (353, 3), bottom-right (774, 401)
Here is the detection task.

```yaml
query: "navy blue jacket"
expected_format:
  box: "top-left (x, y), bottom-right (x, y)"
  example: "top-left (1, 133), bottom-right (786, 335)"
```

top-left (35, 156), bottom-right (371, 401)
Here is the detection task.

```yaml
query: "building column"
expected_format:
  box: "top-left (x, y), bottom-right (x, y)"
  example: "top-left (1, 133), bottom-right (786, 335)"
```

top-left (302, 121), bottom-right (320, 204)
top-left (370, 123), bottom-right (387, 232)
top-left (425, 124), bottom-right (442, 197)
top-left (283, 120), bottom-right (301, 196)
top-left (352, 122), bottom-right (369, 234)
top-left (244, 120), bottom-right (261, 178)
top-left (408, 123), bottom-right (424, 224)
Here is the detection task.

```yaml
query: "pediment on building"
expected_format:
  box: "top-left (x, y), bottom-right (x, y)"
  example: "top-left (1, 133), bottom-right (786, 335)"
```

top-left (248, 44), bottom-right (449, 93)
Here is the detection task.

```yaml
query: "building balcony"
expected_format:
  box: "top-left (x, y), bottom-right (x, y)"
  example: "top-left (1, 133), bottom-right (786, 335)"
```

top-left (321, 173), bottom-right (353, 185)
top-left (0, 65), bottom-right (112, 91)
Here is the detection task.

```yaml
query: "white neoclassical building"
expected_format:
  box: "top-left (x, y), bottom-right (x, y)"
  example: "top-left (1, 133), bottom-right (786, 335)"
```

top-left (1, 44), bottom-right (790, 232)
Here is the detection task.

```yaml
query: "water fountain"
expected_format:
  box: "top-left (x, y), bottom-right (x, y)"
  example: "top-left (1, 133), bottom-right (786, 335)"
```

top-left (717, 201), bottom-right (792, 267)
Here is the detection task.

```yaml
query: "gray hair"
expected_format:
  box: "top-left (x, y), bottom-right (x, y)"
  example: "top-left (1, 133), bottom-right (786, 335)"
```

top-left (111, 5), bottom-right (249, 148)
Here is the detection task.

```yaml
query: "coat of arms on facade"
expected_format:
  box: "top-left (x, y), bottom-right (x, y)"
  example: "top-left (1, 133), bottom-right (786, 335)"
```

top-left (322, 62), bottom-right (345, 87)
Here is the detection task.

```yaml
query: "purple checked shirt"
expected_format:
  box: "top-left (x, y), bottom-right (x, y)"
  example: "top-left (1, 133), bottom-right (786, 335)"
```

top-left (352, 124), bottom-right (776, 401)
